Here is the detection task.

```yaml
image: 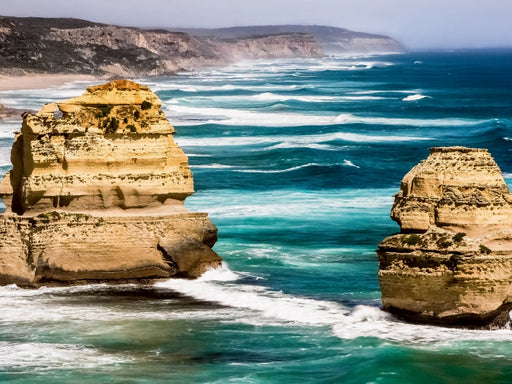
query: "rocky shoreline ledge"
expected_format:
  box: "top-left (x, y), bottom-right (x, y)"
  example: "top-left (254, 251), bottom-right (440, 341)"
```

top-left (0, 79), bottom-right (221, 286)
top-left (378, 147), bottom-right (512, 328)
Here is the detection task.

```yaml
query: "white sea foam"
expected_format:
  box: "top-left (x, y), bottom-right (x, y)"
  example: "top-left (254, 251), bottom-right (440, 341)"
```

top-left (233, 163), bottom-right (322, 174)
top-left (343, 159), bottom-right (360, 168)
top-left (250, 93), bottom-right (337, 102)
top-left (304, 60), bottom-right (393, 72)
top-left (229, 161), bottom-right (360, 174)
top-left (155, 271), bottom-right (347, 326)
top-left (155, 264), bottom-right (512, 345)
top-left (0, 149), bottom-right (11, 167)
top-left (176, 133), bottom-right (423, 148)
top-left (150, 82), bottom-right (303, 93)
top-left (351, 89), bottom-right (421, 95)
top-left (186, 153), bottom-right (212, 157)
top-left (176, 130), bottom-right (429, 149)
top-left (198, 262), bottom-right (240, 282)
top-left (193, 163), bottom-right (239, 169)
top-left (187, 189), bottom-right (395, 219)
top-left (0, 121), bottom-right (19, 139)
top-left (166, 104), bottom-right (487, 128)
top-left (0, 341), bottom-right (130, 371)
top-left (402, 94), bottom-right (432, 101)
top-left (248, 93), bottom-right (386, 102)
top-left (264, 142), bottom-right (338, 151)
top-left (332, 305), bottom-right (512, 344)
top-left (0, 283), bottom-right (239, 323)
top-left (3, 265), bottom-right (510, 349)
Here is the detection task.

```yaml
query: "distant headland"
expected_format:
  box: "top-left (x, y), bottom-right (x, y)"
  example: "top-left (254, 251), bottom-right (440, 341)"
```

top-left (0, 15), bottom-right (403, 80)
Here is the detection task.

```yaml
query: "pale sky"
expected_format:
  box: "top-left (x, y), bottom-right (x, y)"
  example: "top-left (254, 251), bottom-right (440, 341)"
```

top-left (0, 0), bottom-right (511, 49)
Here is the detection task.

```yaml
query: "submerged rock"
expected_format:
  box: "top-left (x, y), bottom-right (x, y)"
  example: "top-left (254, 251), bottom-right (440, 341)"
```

top-left (0, 80), bottom-right (221, 286)
top-left (378, 147), bottom-right (512, 328)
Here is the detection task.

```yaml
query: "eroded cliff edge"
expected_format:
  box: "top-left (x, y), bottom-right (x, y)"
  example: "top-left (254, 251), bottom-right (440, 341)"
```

top-left (378, 147), bottom-right (512, 328)
top-left (0, 79), bottom-right (221, 286)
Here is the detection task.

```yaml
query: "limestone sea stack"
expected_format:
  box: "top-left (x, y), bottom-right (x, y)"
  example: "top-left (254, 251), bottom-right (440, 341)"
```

top-left (378, 147), bottom-right (512, 328)
top-left (0, 80), bottom-right (221, 286)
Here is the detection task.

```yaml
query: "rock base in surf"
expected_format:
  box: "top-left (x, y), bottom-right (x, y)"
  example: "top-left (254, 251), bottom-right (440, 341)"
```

top-left (378, 147), bottom-right (512, 328)
top-left (0, 80), bottom-right (221, 286)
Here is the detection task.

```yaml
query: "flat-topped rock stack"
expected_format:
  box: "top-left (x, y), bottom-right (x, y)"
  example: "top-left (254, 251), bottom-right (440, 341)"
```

top-left (378, 147), bottom-right (512, 328)
top-left (0, 80), bottom-right (221, 286)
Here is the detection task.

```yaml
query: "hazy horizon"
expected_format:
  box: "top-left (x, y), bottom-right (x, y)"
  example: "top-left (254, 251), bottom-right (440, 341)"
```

top-left (0, 0), bottom-right (511, 50)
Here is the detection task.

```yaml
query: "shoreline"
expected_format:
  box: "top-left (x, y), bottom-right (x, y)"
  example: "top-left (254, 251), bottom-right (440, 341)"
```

top-left (0, 74), bottom-right (103, 92)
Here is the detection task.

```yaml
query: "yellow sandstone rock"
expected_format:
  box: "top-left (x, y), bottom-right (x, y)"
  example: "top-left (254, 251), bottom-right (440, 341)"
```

top-left (0, 80), bottom-right (221, 286)
top-left (378, 147), bottom-right (512, 327)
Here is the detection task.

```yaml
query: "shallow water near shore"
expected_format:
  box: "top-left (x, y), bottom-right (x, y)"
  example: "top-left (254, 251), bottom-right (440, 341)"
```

top-left (1, 50), bottom-right (512, 383)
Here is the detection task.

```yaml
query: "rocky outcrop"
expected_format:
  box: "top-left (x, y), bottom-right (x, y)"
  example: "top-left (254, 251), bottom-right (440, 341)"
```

top-left (378, 147), bottom-right (512, 328)
top-left (0, 79), bottom-right (221, 286)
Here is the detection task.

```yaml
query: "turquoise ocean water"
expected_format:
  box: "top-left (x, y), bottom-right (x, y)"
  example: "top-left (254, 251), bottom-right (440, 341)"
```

top-left (1, 50), bottom-right (512, 383)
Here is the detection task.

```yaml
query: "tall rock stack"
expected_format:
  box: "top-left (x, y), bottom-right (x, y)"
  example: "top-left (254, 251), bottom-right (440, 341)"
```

top-left (0, 80), bottom-right (221, 286)
top-left (378, 147), bottom-right (512, 327)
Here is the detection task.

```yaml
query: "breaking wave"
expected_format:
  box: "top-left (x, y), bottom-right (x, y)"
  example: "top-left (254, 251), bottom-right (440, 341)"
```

top-left (166, 105), bottom-right (488, 128)
top-left (156, 264), bottom-right (512, 344)
top-left (402, 94), bottom-right (432, 101)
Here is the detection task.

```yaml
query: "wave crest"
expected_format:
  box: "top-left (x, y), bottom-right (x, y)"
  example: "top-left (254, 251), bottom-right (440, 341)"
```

top-left (402, 94), bottom-right (432, 101)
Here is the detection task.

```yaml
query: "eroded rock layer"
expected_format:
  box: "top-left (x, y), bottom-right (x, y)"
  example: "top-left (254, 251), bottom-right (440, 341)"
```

top-left (0, 80), bottom-right (221, 286)
top-left (378, 147), bottom-right (512, 327)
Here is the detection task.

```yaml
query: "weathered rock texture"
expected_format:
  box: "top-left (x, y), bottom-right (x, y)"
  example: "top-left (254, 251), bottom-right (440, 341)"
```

top-left (378, 147), bottom-right (512, 328)
top-left (0, 79), bottom-right (221, 286)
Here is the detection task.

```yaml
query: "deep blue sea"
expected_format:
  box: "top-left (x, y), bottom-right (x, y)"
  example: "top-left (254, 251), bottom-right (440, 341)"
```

top-left (1, 50), bottom-right (512, 383)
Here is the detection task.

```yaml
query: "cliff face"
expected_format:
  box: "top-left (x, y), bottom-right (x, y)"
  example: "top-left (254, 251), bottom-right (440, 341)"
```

top-left (0, 80), bottom-right (221, 286)
top-left (0, 16), bottom-right (404, 77)
top-left (173, 25), bottom-right (404, 54)
top-left (378, 147), bottom-right (512, 327)
top-left (203, 33), bottom-right (323, 61)
top-left (0, 16), bottom-right (323, 77)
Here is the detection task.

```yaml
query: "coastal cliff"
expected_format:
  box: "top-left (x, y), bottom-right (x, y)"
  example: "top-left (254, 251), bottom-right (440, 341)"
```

top-left (0, 16), bottom-right (323, 77)
top-left (0, 16), bottom-right (402, 77)
top-left (378, 147), bottom-right (512, 328)
top-left (176, 25), bottom-right (404, 55)
top-left (0, 79), bottom-right (221, 286)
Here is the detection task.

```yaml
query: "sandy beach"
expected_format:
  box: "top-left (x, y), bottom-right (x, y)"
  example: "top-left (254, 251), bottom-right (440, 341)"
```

top-left (0, 74), bottom-right (102, 91)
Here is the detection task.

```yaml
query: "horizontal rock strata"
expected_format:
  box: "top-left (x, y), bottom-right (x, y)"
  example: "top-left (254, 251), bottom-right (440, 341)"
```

top-left (378, 147), bottom-right (512, 328)
top-left (0, 79), bottom-right (221, 286)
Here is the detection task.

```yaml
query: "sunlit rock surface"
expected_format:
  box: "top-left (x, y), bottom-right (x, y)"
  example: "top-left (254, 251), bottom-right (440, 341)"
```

top-left (378, 147), bottom-right (512, 328)
top-left (0, 80), bottom-right (221, 286)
